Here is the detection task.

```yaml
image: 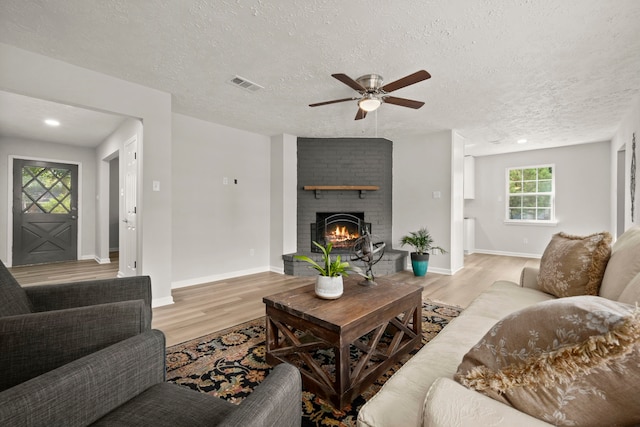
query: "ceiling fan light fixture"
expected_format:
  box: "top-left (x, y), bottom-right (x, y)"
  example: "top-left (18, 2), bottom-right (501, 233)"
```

top-left (310, 70), bottom-right (430, 119)
top-left (358, 95), bottom-right (381, 112)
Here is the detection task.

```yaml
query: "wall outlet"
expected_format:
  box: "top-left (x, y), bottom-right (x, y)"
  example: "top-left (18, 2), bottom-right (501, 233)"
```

top-left (223, 177), bottom-right (229, 185)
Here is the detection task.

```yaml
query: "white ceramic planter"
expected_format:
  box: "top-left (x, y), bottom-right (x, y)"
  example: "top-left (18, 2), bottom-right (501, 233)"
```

top-left (315, 275), bottom-right (344, 299)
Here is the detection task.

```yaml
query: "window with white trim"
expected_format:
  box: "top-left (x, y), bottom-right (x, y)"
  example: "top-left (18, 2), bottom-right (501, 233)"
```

top-left (506, 165), bottom-right (555, 223)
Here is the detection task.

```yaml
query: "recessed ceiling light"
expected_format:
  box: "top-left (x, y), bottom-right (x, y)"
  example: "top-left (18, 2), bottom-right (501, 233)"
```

top-left (44, 119), bottom-right (60, 127)
top-left (517, 138), bottom-right (527, 144)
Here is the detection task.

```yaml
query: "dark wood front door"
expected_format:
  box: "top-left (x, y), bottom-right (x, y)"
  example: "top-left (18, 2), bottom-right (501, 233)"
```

top-left (12, 159), bottom-right (78, 266)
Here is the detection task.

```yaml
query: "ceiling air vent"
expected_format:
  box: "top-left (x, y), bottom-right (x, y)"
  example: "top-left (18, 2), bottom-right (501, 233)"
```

top-left (229, 75), bottom-right (264, 92)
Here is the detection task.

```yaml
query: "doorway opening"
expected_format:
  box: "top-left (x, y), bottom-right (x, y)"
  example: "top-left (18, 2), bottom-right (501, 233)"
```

top-left (617, 148), bottom-right (626, 237)
top-left (109, 157), bottom-right (120, 262)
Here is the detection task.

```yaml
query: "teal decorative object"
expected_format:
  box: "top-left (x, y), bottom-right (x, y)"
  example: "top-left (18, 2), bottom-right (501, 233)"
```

top-left (411, 258), bottom-right (429, 277)
top-left (400, 228), bottom-right (446, 276)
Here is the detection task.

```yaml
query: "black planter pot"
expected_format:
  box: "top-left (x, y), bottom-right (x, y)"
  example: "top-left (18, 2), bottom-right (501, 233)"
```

top-left (410, 252), bottom-right (430, 276)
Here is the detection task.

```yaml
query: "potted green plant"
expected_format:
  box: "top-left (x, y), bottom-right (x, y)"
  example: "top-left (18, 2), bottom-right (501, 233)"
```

top-left (294, 241), bottom-right (352, 299)
top-left (400, 227), bottom-right (447, 276)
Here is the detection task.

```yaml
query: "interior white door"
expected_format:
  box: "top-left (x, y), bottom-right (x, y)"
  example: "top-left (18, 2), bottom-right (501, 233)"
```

top-left (123, 136), bottom-right (138, 276)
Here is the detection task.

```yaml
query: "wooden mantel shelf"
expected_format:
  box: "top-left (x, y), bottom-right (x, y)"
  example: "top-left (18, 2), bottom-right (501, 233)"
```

top-left (303, 185), bottom-right (379, 199)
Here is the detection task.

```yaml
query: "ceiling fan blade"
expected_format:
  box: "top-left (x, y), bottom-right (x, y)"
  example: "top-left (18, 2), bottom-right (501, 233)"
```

top-left (332, 73), bottom-right (367, 92)
top-left (309, 97), bottom-right (356, 107)
top-left (381, 70), bottom-right (431, 93)
top-left (383, 96), bottom-right (425, 109)
top-left (355, 108), bottom-right (367, 120)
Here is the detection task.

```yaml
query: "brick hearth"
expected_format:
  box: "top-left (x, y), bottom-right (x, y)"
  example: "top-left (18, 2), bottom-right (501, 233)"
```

top-left (282, 249), bottom-right (407, 276)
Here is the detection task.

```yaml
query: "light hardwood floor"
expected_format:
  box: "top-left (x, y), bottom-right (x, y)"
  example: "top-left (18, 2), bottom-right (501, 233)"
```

top-left (10, 253), bottom-right (540, 346)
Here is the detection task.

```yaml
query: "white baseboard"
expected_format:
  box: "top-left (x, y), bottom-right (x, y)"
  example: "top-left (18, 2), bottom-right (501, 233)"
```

top-left (270, 266), bottom-right (285, 274)
top-left (403, 260), bottom-right (453, 276)
top-left (79, 254), bottom-right (96, 261)
top-left (473, 249), bottom-right (542, 259)
top-left (171, 266), bottom-right (272, 289)
top-left (426, 266), bottom-right (453, 275)
top-left (450, 264), bottom-right (465, 275)
top-left (94, 256), bottom-right (111, 264)
top-left (152, 296), bottom-right (174, 307)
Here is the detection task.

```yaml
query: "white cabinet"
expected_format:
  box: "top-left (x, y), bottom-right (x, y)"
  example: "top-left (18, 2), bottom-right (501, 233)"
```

top-left (464, 156), bottom-right (475, 199)
top-left (464, 217), bottom-right (475, 255)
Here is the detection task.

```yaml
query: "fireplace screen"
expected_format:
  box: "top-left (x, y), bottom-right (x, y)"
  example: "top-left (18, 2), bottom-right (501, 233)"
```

top-left (311, 212), bottom-right (371, 253)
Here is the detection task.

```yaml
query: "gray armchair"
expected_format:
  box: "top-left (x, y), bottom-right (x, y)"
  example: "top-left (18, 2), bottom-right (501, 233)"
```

top-left (0, 261), bottom-right (302, 426)
top-left (0, 259), bottom-right (152, 392)
top-left (1, 330), bottom-right (302, 426)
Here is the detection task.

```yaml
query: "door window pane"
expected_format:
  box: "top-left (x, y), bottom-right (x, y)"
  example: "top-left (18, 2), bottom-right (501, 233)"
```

top-left (21, 166), bottom-right (73, 214)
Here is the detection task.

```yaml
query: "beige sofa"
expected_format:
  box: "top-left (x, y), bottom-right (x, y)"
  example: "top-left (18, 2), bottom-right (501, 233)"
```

top-left (357, 226), bottom-right (640, 427)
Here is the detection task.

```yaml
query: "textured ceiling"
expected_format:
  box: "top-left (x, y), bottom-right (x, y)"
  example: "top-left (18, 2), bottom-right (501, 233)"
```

top-left (1, 0), bottom-right (639, 155)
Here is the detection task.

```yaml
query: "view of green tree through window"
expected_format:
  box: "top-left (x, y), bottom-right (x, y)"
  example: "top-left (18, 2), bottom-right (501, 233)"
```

top-left (507, 165), bottom-right (554, 222)
top-left (21, 166), bottom-right (72, 214)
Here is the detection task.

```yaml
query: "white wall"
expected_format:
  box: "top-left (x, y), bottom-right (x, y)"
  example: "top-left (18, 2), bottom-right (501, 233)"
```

top-left (0, 43), bottom-right (173, 306)
top-left (611, 94), bottom-right (640, 232)
top-left (171, 113), bottom-right (271, 287)
top-left (0, 136), bottom-right (96, 263)
top-left (393, 131), bottom-right (454, 274)
top-left (269, 133), bottom-right (297, 273)
top-left (451, 132), bottom-right (465, 274)
top-left (466, 141), bottom-right (612, 257)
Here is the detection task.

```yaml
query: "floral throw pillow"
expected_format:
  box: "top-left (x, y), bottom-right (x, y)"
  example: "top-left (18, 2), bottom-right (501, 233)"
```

top-left (538, 231), bottom-right (612, 297)
top-left (455, 296), bottom-right (640, 427)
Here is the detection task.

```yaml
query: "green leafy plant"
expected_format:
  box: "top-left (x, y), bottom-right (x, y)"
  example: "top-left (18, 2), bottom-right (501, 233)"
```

top-left (294, 241), bottom-right (351, 277)
top-left (400, 227), bottom-right (447, 255)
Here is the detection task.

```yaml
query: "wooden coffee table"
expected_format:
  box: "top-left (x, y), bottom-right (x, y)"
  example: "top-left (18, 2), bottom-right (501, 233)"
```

top-left (263, 277), bottom-right (422, 408)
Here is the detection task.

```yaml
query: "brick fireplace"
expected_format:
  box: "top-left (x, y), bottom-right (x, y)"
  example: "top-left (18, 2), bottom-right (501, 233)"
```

top-left (283, 137), bottom-right (407, 276)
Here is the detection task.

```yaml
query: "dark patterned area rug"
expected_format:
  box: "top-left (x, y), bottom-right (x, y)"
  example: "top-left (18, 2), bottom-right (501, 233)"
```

top-left (166, 300), bottom-right (461, 427)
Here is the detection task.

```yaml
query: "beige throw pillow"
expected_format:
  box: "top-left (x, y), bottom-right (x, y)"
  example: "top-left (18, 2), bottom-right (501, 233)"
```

top-left (455, 296), bottom-right (640, 427)
top-left (538, 231), bottom-right (612, 297)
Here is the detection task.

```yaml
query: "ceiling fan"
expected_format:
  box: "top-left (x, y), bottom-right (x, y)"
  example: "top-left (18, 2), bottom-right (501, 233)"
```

top-left (309, 70), bottom-right (431, 120)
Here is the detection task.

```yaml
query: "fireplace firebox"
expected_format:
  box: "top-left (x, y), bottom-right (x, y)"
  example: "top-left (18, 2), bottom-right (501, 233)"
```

top-left (311, 212), bottom-right (371, 253)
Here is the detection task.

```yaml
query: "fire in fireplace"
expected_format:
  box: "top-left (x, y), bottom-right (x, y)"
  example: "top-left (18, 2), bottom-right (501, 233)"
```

top-left (311, 212), bottom-right (371, 253)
